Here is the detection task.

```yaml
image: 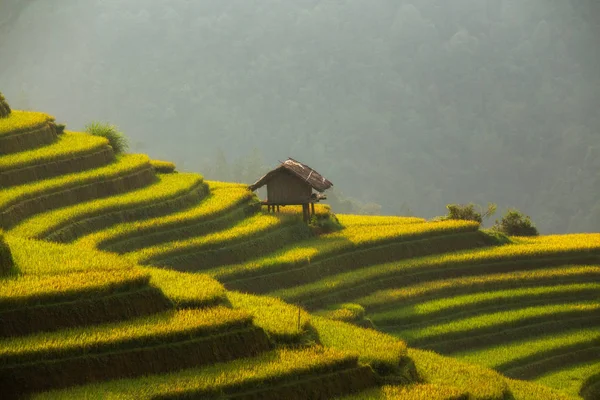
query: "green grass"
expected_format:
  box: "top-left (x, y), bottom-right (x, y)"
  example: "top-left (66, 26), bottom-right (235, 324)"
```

top-left (0, 110), bottom-right (52, 135)
top-left (359, 266), bottom-right (600, 315)
top-left (32, 347), bottom-right (359, 399)
top-left (74, 181), bottom-right (255, 251)
top-left (0, 308), bottom-right (251, 367)
top-left (0, 131), bottom-right (109, 172)
top-left (535, 360), bottom-right (600, 398)
top-left (85, 121), bottom-right (129, 154)
top-left (369, 282), bottom-right (600, 325)
top-left (9, 173), bottom-right (204, 239)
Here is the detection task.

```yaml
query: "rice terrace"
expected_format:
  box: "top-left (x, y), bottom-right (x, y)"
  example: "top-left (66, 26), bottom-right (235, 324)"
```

top-left (0, 91), bottom-right (599, 399)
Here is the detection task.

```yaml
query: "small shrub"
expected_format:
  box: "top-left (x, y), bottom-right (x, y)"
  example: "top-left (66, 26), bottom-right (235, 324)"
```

top-left (494, 209), bottom-right (539, 236)
top-left (85, 121), bottom-right (129, 154)
top-left (439, 203), bottom-right (496, 224)
top-left (0, 92), bottom-right (11, 118)
top-left (49, 121), bottom-right (66, 135)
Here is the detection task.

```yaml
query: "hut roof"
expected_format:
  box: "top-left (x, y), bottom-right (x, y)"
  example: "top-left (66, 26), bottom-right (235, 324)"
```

top-left (249, 158), bottom-right (333, 192)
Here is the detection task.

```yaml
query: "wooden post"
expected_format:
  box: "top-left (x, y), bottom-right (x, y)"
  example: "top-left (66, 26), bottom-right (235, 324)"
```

top-left (311, 202), bottom-right (315, 217)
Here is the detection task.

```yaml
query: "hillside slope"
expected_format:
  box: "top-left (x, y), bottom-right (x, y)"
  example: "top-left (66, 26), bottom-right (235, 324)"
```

top-left (0, 100), bottom-right (596, 399)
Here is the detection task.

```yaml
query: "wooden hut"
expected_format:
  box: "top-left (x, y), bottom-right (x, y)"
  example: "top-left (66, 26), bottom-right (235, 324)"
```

top-left (249, 158), bottom-right (333, 222)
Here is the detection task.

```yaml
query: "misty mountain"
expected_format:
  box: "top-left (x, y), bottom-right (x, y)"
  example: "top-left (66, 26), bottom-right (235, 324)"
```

top-left (1, 0), bottom-right (599, 233)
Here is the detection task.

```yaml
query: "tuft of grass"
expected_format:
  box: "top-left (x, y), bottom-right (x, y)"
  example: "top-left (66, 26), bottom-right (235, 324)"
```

top-left (85, 121), bottom-right (129, 154)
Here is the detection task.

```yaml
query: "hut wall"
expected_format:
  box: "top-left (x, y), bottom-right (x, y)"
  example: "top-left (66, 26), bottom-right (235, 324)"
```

top-left (266, 170), bottom-right (312, 204)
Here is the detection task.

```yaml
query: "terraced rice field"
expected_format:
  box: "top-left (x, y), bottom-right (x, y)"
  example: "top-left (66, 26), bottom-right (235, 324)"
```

top-left (1, 102), bottom-right (597, 399)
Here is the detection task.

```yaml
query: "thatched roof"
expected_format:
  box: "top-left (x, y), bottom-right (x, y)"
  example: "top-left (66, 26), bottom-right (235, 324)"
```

top-left (249, 158), bottom-right (333, 192)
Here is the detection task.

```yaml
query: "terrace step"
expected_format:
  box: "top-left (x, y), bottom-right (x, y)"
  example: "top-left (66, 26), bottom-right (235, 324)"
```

top-left (75, 181), bottom-right (257, 252)
top-left (130, 214), bottom-right (312, 271)
top-left (0, 132), bottom-right (114, 188)
top-left (503, 345), bottom-right (600, 380)
top-left (408, 312), bottom-right (600, 354)
top-left (278, 253), bottom-right (600, 311)
top-left (30, 347), bottom-right (376, 400)
top-left (337, 383), bottom-right (469, 400)
top-left (226, 231), bottom-right (497, 294)
top-left (362, 265), bottom-right (600, 315)
top-left (0, 308), bottom-right (272, 396)
top-left (371, 282), bottom-right (600, 327)
top-left (10, 173), bottom-right (207, 241)
top-left (0, 270), bottom-right (171, 337)
top-left (0, 111), bottom-right (57, 155)
top-left (209, 219), bottom-right (482, 286)
top-left (0, 154), bottom-right (155, 229)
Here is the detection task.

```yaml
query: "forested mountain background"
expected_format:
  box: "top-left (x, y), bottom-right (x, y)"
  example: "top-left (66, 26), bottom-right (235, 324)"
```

top-left (1, 0), bottom-right (599, 233)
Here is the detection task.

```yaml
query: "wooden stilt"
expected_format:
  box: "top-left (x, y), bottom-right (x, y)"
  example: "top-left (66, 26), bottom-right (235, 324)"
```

top-left (311, 202), bottom-right (315, 217)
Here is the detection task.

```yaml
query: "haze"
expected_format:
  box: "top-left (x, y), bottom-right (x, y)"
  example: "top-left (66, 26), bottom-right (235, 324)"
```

top-left (1, 0), bottom-right (598, 233)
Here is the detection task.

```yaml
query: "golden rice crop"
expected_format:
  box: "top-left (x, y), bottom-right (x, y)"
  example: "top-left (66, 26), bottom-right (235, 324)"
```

top-left (311, 315), bottom-right (406, 375)
top-left (275, 203), bottom-right (332, 217)
top-left (33, 347), bottom-right (357, 399)
top-left (142, 266), bottom-right (226, 308)
top-left (6, 234), bottom-right (135, 276)
top-left (227, 291), bottom-right (310, 343)
top-left (10, 173), bottom-right (203, 239)
top-left (210, 219), bottom-right (478, 281)
top-left (359, 266), bottom-right (600, 312)
top-left (454, 328), bottom-right (600, 369)
top-left (507, 377), bottom-right (581, 400)
top-left (74, 182), bottom-right (254, 249)
top-left (127, 213), bottom-right (291, 264)
top-left (0, 269), bottom-right (148, 311)
top-left (0, 110), bottom-right (52, 135)
top-left (336, 214), bottom-right (426, 226)
top-left (396, 302), bottom-right (600, 342)
top-left (149, 159), bottom-right (176, 173)
top-left (0, 307), bottom-right (251, 366)
top-left (408, 348), bottom-right (509, 400)
top-left (534, 360), bottom-right (600, 398)
top-left (0, 131), bottom-right (108, 171)
top-left (0, 154), bottom-right (151, 212)
top-left (274, 234), bottom-right (600, 303)
top-left (336, 383), bottom-right (468, 400)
